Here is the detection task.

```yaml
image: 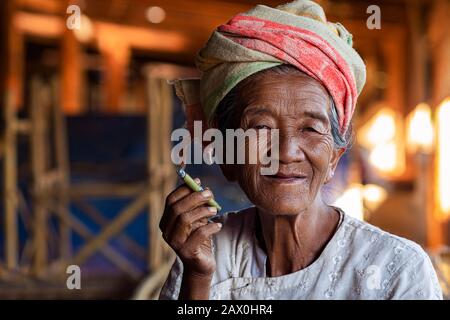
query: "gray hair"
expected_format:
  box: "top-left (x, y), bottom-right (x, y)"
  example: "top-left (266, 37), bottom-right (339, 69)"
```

top-left (214, 64), bottom-right (353, 149)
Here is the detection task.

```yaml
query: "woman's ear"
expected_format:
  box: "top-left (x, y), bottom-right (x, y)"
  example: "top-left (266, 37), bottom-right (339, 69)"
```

top-left (324, 147), bottom-right (346, 184)
top-left (220, 163), bottom-right (238, 182)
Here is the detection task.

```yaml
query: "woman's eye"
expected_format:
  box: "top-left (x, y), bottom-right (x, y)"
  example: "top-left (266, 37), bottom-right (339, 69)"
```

top-left (255, 124), bottom-right (271, 130)
top-left (302, 127), bottom-right (319, 133)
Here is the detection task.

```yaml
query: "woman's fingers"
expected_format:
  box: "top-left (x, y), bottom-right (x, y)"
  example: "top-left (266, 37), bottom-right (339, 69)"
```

top-left (162, 189), bottom-right (214, 237)
top-left (177, 206), bottom-right (217, 232)
top-left (159, 178), bottom-right (201, 231)
top-left (165, 206), bottom-right (217, 250)
top-left (165, 178), bottom-right (201, 206)
top-left (180, 222), bottom-right (222, 256)
top-left (172, 189), bottom-right (212, 214)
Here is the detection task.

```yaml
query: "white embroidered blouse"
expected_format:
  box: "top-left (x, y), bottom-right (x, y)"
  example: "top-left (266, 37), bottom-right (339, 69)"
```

top-left (159, 207), bottom-right (443, 300)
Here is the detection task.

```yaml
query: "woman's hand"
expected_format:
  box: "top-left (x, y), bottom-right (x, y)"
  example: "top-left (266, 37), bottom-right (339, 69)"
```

top-left (160, 178), bottom-right (222, 278)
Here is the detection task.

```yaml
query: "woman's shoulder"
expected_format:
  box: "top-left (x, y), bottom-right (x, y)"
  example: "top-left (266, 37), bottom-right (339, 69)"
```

top-left (340, 212), bottom-right (442, 299)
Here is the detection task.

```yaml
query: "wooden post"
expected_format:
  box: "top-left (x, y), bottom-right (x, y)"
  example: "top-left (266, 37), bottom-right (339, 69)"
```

top-left (1, 0), bottom-right (19, 271)
top-left (52, 78), bottom-right (72, 260)
top-left (97, 27), bottom-right (130, 113)
top-left (428, 0), bottom-right (450, 248)
top-left (146, 72), bottom-right (176, 271)
top-left (3, 92), bottom-right (19, 271)
top-left (429, 0), bottom-right (450, 106)
top-left (61, 28), bottom-right (82, 114)
top-left (159, 79), bottom-right (177, 261)
top-left (407, 0), bottom-right (430, 247)
top-left (30, 77), bottom-right (49, 275)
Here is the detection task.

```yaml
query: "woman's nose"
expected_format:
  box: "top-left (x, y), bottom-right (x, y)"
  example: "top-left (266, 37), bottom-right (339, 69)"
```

top-left (278, 132), bottom-right (306, 164)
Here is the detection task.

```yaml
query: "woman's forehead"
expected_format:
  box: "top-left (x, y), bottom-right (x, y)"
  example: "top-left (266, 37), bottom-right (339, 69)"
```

top-left (238, 73), bottom-right (331, 116)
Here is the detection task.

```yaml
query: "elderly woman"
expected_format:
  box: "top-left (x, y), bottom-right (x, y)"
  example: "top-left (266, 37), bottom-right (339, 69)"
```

top-left (159, 0), bottom-right (442, 300)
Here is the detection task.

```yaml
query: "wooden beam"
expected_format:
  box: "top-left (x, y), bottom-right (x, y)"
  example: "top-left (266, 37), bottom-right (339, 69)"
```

top-left (72, 189), bottom-right (149, 265)
top-left (50, 206), bottom-right (142, 280)
top-left (14, 12), bottom-right (190, 52)
top-left (73, 199), bottom-right (147, 261)
top-left (14, 11), bottom-right (64, 39)
top-left (69, 182), bottom-right (146, 198)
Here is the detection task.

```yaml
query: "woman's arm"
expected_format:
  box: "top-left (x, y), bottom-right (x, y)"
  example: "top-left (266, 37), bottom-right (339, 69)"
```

top-left (179, 270), bottom-right (213, 300)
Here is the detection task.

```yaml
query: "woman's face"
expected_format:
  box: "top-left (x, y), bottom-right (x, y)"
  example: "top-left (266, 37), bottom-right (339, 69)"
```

top-left (225, 71), bottom-right (344, 215)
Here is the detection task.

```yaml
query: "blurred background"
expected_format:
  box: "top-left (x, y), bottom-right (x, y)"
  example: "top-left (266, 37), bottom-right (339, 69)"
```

top-left (1, 0), bottom-right (450, 299)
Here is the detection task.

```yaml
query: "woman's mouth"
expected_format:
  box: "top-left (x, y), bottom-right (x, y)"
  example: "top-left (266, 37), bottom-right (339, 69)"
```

top-left (262, 172), bottom-right (308, 184)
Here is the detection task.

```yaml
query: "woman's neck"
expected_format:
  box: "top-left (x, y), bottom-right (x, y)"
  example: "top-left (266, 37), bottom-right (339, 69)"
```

top-left (255, 199), bottom-right (340, 277)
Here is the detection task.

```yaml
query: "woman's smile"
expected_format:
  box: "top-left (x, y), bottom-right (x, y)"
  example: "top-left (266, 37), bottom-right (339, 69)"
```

top-left (262, 171), bottom-right (308, 184)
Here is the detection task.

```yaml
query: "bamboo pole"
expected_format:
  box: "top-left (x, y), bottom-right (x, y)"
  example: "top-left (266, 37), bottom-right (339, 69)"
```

top-left (30, 77), bottom-right (49, 275)
top-left (3, 90), bottom-right (19, 270)
top-left (51, 77), bottom-right (72, 260)
top-left (147, 77), bottom-right (162, 271)
top-left (159, 79), bottom-right (177, 261)
top-left (146, 69), bottom-right (178, 271)
top-left (1, 0), bottom-right (19, 271)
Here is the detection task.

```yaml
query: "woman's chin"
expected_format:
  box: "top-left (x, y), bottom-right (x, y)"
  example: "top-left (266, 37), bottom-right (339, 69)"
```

top-left (255, 199), bottom-right (311, 216)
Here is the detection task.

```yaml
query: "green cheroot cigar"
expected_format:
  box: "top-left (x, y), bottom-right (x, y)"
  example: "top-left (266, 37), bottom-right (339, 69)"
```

top-left (176, 166), bottom-right (222, 212)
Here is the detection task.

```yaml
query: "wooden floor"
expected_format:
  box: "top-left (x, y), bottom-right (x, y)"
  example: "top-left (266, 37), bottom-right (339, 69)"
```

top-left (0, 274), bottom-right (139, 299)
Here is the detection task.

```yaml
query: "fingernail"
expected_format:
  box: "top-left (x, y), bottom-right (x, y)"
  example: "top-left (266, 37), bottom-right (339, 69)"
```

top-left (208, 206), bottom-right (217, 213)
top-left (194, 178), bottom-right (201, 184)
top-left (217, 223), bottom-right (222, 229)
top-left (201, 190), bottom-right (212, 198)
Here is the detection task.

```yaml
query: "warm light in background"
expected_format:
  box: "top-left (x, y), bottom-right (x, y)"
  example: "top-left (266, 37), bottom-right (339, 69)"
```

top-left (406, 103), bottom-right (434, 154)
top-left (358, 108), bottom-right (405, 176)
top-left (74, 14), bottom-right (94, 42)
top-left (334, 184), bottom-right (364, 221)
top-left (369, 141), bottom-right (397, 173)
top-left (436, 98), bottom-right (450, 216)
top-left (364, 111), bottom-right (396, 147)
top-left (363, 184), bottom-right (388, 212)
top-left (334, 184), bottom-right (388, 221)
top-left (146, 6), bottom-right (166, 24)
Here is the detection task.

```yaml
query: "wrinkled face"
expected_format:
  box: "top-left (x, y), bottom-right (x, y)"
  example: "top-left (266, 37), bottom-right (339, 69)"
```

top-left (224, 71), bottom-right (343, 215)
